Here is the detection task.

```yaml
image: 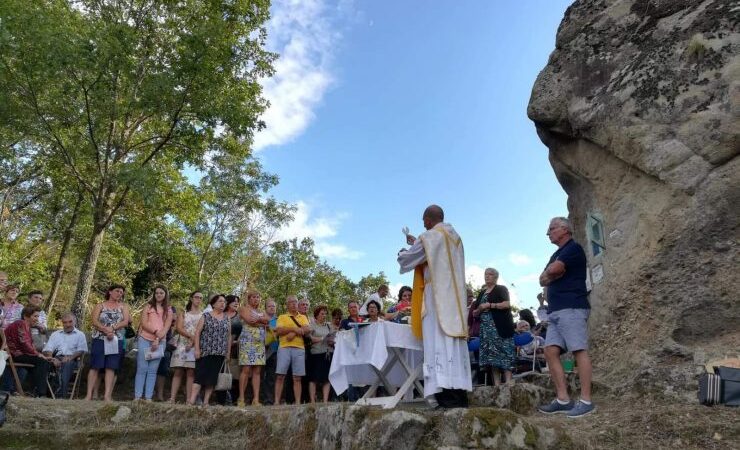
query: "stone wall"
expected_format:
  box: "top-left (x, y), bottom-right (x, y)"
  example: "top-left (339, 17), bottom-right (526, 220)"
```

top-left (527, 0), bottom-right (739, 395)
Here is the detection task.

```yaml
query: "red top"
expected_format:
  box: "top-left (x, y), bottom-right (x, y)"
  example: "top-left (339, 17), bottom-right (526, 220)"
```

top-left (5, 319), bottom-right (37, 357)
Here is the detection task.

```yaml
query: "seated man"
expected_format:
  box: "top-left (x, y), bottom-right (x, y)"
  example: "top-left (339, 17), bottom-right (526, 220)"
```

top-left (43, 312), bottom-right (88, 398)
top-left (4, 305), bottom-right (53, 397)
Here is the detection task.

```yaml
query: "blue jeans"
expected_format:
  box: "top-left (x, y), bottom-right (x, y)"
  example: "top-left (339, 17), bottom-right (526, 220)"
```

top-left (55, 359), bottom-right (79, 398)
top-left (134, 336), bottom-right (162, 399)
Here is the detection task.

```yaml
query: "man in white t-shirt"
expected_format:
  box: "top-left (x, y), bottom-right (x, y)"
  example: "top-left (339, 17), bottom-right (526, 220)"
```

top-left (359, 285), bottom-right (389, 316)
top-left (43, 312), bottom-right (88, 398)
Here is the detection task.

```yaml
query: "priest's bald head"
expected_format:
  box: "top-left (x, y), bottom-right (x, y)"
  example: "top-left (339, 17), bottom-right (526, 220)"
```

top-left (423, 204), bottom-right (444, 230)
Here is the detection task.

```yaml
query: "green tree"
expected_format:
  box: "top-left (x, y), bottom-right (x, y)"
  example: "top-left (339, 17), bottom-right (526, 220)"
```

top-left (0, 0), bottom-right (275, 322)
top-left (186, 150), bottom-right (292, 292)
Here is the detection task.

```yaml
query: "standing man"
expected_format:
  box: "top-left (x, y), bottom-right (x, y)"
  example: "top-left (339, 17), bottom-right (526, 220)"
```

top-left (298, 298), bottom-right (313, 324)
top-left (339, 301), bottom-right (364, 330)
top-left (537, 217), bottom-right (594, 418)
top-left (274, 295), bottom-right (310, 405)
top-left (397, 205), bottom-right (471, 408)
top-left (359, 285), bottom-right (389, 317)
top-left (260, 298), bottom-right (279, 405)
top-left (27, 290), bottom-right (47, 351)
top-left (43, 312), bottom-right (88, 398)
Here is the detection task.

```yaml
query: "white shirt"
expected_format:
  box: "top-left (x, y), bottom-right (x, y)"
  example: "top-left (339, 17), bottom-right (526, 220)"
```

top-left (43, 328), bottom-right (88, 356)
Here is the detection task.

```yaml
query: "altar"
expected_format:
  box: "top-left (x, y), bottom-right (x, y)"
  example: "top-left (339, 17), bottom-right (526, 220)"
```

top-left (328, 321), bottom-right (425, 409)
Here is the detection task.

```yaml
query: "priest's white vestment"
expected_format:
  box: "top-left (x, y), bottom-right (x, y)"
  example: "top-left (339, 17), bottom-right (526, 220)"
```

top-left (397, 222), bottom-right (472, 398)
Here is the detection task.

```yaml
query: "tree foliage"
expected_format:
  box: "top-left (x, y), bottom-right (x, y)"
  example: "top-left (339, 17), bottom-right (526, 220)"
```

top-left (0, 1), bottom-right (384, 325)
top-left (1, 0), bottom-right (275, 321)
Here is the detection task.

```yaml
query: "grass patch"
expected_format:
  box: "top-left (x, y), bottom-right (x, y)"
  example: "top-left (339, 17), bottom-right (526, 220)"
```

top-left (685, 34), bottom-right (708, 62)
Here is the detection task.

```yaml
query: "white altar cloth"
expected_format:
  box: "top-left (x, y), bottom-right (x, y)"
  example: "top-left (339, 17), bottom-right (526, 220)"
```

top-left (329, 322), bottom-right (424, 408)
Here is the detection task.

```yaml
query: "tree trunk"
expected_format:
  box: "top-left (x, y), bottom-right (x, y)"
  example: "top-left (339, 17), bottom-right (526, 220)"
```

top-left (70, 222), bottom-right (106, 324)
top-left (45, 193), bottom-right (84, 313)
top-left (197, 215), bottom-right (225, 286)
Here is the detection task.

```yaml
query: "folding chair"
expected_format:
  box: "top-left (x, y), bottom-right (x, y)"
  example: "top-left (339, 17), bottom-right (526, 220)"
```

top-left (513, 334), bottom-right (542, 379)
top-left (66, 353), bottom-right (85, 399)
top-left (45, 352), bottom-right (86, 400)
top-left (0, 328), bottom-right (54, 397)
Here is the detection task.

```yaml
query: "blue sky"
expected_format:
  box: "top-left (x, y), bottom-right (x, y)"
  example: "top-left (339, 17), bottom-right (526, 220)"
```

top-left (256, 0), bottom-right (572, 311)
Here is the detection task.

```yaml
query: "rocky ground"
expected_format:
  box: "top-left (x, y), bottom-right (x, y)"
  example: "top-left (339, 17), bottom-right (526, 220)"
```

top-left (1, 378), bottom-right (737, 450)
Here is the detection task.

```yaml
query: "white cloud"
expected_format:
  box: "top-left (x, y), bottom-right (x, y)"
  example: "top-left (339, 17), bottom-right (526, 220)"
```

top-left (314, 242), bottom-right (363, 260)
top-left (275, 201), bottom-right (363, 260)
top-left (253, 0), bottom-right (348, 151)
top-left (275, 201), bottom-right (339, 241)
top-left (508, 252), bottom-right (532, 266)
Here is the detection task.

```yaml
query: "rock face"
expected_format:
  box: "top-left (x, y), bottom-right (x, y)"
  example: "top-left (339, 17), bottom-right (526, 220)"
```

top-left (528, 0), bottom-right (739, 395)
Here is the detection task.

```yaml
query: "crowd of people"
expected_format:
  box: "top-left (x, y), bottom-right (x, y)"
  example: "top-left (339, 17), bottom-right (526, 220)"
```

top-left (0, 269), bottom-right (558, 406)
top-left (1, 212), bottom-right (594, 417)
top-left (0, 274), bottom-right (420, 406)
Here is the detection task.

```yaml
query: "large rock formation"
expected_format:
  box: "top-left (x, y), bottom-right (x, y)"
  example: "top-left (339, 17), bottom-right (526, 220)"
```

top-left (528, 0), bottom-right (739, 396)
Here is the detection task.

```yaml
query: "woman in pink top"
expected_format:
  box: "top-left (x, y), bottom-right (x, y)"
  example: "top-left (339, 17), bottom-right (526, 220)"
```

top-left (134, 285), bottom-right (173, 400)
top-left (1, 283), bottom-right (23, 329)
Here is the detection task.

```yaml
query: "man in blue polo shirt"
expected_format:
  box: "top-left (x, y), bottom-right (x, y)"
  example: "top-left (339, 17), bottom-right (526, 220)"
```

top-left (537, 216), bottom-right (594, 418)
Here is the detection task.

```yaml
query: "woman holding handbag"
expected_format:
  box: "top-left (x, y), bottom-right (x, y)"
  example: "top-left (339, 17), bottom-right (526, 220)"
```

top-left (134, 285), bottom-right (173, 401)
top-left (189, 294), bottom-right (231, 406)
top-left (85, 284), bottom-right (130, 402)
top-left (169, 291), bottom-right (203, 402)
top-left (236, 290), bottom-right (269, 407)
top-left (308, 305), bottom-right (334, 403)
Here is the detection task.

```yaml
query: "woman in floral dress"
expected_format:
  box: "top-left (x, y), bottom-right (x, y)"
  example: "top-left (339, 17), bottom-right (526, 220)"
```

top-left (169, 291), bottom-right (203, 402)
top-left (236, 290), bottom-right (269, 406)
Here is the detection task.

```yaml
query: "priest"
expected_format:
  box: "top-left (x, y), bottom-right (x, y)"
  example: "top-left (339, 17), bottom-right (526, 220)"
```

top-left (397, 205), bottom-right (472, 408)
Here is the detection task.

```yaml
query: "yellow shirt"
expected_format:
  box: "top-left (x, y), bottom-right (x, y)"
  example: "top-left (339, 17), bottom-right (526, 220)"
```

top-left (276, 313), bottom-right (309, 348)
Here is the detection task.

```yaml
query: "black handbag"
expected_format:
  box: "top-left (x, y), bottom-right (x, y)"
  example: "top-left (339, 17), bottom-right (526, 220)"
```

top-left (698, 372), bottom-right (722, 406)
top-left (715, 366), bottom-right (740, 407)
top-left (124, 325), bottom-right (136, 339)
